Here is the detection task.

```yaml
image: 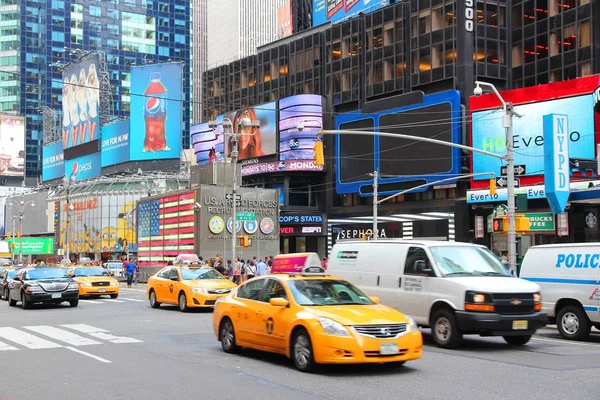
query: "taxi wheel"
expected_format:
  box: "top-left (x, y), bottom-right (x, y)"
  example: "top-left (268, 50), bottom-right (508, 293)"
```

top-left (21, 292), bottom-right (31, 310)
top-left (220, 318), bottom-right (241, 354)
top-left (178, 292), bottom-right (189, 312)
top-left (149, 290), bottom-right (161, 309)
top-left (110, 294), bottom-right (119, 299)
top-left (292, 329), bottom-right (316, 373)
top-left (431, 309), bottom-right (462, 349)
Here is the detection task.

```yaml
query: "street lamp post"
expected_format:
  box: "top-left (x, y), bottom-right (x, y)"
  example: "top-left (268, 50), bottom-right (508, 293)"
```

top-left (17, 197), bottom-right (36, 263)
top-left (11, 216), bottom-right (16, 262)
top-left (63, 175), bottom-right (76, 261)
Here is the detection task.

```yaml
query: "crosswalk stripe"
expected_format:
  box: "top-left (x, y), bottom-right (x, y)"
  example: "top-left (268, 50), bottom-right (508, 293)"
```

top-left (0, 327), bottom-right (62, 349)
top-left (101, 299), bottom-right (124, 303)
top-left (61, 324), bottom-right (142, 344)
top-left (119, 297), bottom-right (144, 302)
top-left (24, 325), bottom-right (101, 347)
top-left (81, 300), bottom-right (104, 304)
top-left (0, 340), bottom-right (18, 351)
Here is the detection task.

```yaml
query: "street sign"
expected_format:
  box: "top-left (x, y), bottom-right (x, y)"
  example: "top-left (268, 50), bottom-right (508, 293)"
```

top-left (496, 177), bottom-right (520, 188)
top-left (543, 114), bottom-right (570, 214)
top-left (225, 193), bottom-right (242, 201)
top-left (501, 165), bottom-right (527, 176)
top-left (236, 212), bottom-right (256, 221)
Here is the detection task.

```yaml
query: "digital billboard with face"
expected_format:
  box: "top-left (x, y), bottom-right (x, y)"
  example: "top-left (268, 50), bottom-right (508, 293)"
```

top-left (312, 0), bottom-right (389, 27)
top-left (0, 115), bottom-right (25, 177)
top-left (130, 63), bottom-right (183, 161)
top-left (101, 119), bottom-right (130, 167)
top-left (191, 122), bottom-right (224, 165)
top-left (61, 53), bottom-right (100, 150)
top-left (279, 94), bottom-right (324, 161)
top-left (64, 151), bottom-right (101, 182)
top-left (223, 102), bottom-right (277, 162)
top-left (42, 141), bottom-right (65, 182)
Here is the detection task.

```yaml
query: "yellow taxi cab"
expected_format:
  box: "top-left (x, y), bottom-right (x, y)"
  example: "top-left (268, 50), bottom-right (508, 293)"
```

top-left (147, 263), bottom-right (237, 312)
top-left (71, 266), bottom-right (120, 298)
top-left (213, 265), bottom-right (423, 372)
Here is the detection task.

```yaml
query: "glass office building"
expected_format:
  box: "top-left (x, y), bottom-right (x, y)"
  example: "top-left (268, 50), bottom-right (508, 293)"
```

top-left (0, 0), bottom-right (191, 180)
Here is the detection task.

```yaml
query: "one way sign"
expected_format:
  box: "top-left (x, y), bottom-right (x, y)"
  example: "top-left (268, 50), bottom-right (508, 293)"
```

top-left (496, 177), bottom-right (520, 188)
top-left (501, 165), bottom-right (526, 176)
top-left (225, 193), bottom-right (242, 201)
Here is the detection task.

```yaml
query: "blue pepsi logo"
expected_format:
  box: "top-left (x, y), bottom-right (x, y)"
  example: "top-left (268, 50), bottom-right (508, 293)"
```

top-left (146, 97), bottom-right (161, 114)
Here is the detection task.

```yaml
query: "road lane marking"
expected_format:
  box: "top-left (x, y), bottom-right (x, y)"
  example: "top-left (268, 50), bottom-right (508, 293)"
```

top-left (0, 340), bottom-right (18, 351)
top-left (65, 346), bottom-right (111, 363)
top-left (119, 297), bottom-right (144, 302)
top-left (101, 299), bottom-right (124, 303)
top-left (0, 327), bottom-right (62, 349)
top-left (24, 325), bottom-right (101, 347)
top-left (80, 300), bottom-right (104, 304)
top-left (61, 324), bottom-right (142, 344)
top-left (532, 337), bottom-right (600, 348)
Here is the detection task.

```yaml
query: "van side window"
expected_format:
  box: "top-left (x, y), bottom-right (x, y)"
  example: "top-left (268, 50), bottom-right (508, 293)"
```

top-left (404, 247), bottom-right (436, 277)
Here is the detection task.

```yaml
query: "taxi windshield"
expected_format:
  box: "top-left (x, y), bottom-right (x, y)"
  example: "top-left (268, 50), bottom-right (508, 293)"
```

top-left (287, 279), bottom-right (374, 306)
top-left (180, 268), bottom-right (223, 280)
top-left (73, 267), bottom-right (109, 277)
top-left (26, 268), bottom-right (68, 280)
top-left (430, 246), bottom-right (510, 277)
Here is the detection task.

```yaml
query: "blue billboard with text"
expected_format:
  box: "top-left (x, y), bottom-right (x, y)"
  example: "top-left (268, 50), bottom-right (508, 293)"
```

top-left (64, 152), bottom-right (101, 182)
top-left (313, 0), bottom-right (389, 26)
top-left (42, 141), bottom-right (64, 182)
top-left (101, 119), bottom-right (130, 167)
top-left (130, 63), bottom-right (183, 161)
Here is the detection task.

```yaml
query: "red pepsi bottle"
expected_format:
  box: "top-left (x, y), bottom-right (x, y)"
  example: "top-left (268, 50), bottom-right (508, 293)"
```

top-left (143, 72), bottom-right (168, 152)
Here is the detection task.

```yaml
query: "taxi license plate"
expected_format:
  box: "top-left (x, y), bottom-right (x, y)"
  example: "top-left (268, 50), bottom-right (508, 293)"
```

top-left (380, 343), bottom-right (399, 355)
top-left (51, 293), bottom-right (61, 299)
top-left (512, 320), bottom-right (528, 330)
top-left (99, 288), bottom-right (106, 293)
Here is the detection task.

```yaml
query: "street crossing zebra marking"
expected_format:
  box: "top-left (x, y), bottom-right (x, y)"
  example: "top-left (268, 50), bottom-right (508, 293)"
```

top-left (80, 299), bottom-right (104, 304)
top-left (0, 340), bottom-right (18, 351)
top-left (61, 324), bottom-right (142, 344)
top-left (101, 299), bottom-right (124, 303)
top-left (0, 327), bottom-right (63, 349)
top-left (119, 297), bottom-right (144, 302)
top-left (24, 325), bottom-right (101, 346)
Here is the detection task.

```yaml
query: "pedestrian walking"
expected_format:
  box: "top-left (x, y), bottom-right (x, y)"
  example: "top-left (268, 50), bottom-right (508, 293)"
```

top-left (125, 259), bottom-right (136, 288)
top-left (232, 257), bottom-right (241, 285)
top-left (245, 261), bottom-right (256, 279)
top-left (256, 258), bottom-right (268, 276)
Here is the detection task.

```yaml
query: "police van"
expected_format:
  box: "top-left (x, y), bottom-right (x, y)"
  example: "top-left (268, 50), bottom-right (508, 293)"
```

top-left (327, 239), bottom-right (546, 348)
top-left (520, 243), bottom-right (600, 341)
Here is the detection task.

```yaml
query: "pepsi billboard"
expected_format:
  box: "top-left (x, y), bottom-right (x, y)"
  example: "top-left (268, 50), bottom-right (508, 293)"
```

top-left (42, 141), bottom-right (64, 182)
top-left (64, 151), bottom-right (101, 182)
top-left (101, 119), bottom-right (130, 167)
top-left (279, 94), bottom-right (324, 161)
top-left (130, 63), bottom-right (183, 161)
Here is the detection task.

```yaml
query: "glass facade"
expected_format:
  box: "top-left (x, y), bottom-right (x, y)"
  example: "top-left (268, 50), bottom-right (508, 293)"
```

top-left (15, 0), bottom-right (192, 178)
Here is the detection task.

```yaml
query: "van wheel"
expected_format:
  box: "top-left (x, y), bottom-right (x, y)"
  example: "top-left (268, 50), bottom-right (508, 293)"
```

top-left (431, 309), bottom-right (462, 349)
top-left (503, 335), bottom-right (532, 346)
top-left (557, 305), bottom-right (591, 341)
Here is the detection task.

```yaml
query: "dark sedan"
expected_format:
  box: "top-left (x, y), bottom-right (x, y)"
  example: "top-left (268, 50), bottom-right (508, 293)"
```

top-left (0, 268), bottom-right (18, 300)
top-left (7, 267), bottom-right (80, 309)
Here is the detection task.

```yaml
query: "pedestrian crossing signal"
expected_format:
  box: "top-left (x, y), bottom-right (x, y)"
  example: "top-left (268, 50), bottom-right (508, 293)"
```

top-left (493, 217), bottom-right (506, 233)
top-left (239, 236), bottom-right (250, 247)
top-left (313, 141), bottom-right (324, 166)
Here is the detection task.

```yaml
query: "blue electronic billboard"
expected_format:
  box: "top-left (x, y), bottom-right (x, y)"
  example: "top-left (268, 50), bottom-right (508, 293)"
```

top-left (279, 94), bottom-right (324, 161)
top-left (64, 151), bottom-right (101, 182)
top-left (101, 119), bottom-right (130, 167)
top-left (335, 90), bottom-right (462, 196)
top-left (129, 63), bottom-right (183, 161)
top-left (42, 141), bottom-right (64, 182)
top-left (313, 0), bottom-right (389, 26)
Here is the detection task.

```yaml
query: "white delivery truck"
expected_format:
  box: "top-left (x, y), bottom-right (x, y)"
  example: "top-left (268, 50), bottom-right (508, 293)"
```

top-left (327, 239), bottom-right (546, 348)
top-left (520, 243), bottom-right (600, 341)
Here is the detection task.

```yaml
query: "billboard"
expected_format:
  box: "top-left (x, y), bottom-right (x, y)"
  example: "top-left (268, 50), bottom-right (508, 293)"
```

top-left (101, 119), bottom-right (130, 167)
top-left (42, 142), bottom-right (65, 182)
top-left (64, 151), bottom-right (101, 182)
top-left (335, 90), bottom-right (461, 196)
top-left (277, 1), bottom-right (293, 38)
top-left (472, 94), bottom-right (595, 181)
top-left (0, 197), bottom-right (5, 237)
top-left (279, 94), bottom-right (324, 161)
top-left (191, 122), bottom-right (224, 165)
top-left (7, 237), bottom-right (54, 255)
top-left (313, 0), bottom-right (389, 26)
top-left (130, 63), bottom-right (183, 161)
top-left (0, 115), bottom-right (25, 177)
top-left (61, 53), bottom-right (100, 150)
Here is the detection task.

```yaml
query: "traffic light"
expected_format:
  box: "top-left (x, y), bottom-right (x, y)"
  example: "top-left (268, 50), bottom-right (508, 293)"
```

top-left (17, 231), bottom-right (20, 239)
top-left (492, 217), bottom-right (506, 233)
top-left (313, 141), bottom-right (324, 166)
top-left (489, 179), bottom-right (497, 196)
top-left (239, 236), bottom-right (250, 248)
top-left (515, 215), bottom-right (531, 232)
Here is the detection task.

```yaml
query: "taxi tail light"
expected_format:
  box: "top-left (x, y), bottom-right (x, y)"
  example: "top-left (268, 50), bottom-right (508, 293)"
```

top-left (464, 303), bottom-right (495, 312)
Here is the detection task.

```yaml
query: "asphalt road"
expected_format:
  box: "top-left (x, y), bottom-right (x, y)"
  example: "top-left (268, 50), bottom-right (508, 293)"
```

top-left (1, 284), bottom-right (599, 400)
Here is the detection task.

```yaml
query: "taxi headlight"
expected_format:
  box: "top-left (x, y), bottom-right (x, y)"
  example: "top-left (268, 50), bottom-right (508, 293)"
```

top-left (79, 282), bottom-right (91, 287)
top-left (110, 281), bottom-right (118, 287)
top-left (317, 317), bottom-right (349, 336)
top-left (406, 316), bottom-right (418, 332)
top-left (191, 287), bottom-right (208, 294)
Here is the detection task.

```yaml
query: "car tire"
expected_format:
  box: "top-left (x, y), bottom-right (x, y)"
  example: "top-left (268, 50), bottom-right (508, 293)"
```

top-left (70, 299), bottom-right (79, 307)
top-left (503, 335), bottom-right (532, 346)
top-left (219, 318), bottom-right (241, 354)
top-left (388, 361), bottom-right (406, 368)
top-left (8, 291), bottom-right (16, 307)
top-left (21, 292), bottom-right (31, 309)
top-left (149, 290), bottom-right (160, 308)
top-left (178, 292), bottom-right (188, 312)
top-left (110, 294), bottom-right (118, 299)
top-left (557, 305), bottom-right (591, 341)
top-left (431, 309), bottom-right (462, 349)
top-left (291, 328), bottom-right (316, 373)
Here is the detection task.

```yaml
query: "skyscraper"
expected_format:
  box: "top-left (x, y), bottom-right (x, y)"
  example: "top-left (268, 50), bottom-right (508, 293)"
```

top-left (192, 0), bottom-right (207, 123)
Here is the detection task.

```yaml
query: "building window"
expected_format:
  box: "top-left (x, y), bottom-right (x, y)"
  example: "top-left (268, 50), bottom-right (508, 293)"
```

top-left (89, 5), bottom-right (101, 17)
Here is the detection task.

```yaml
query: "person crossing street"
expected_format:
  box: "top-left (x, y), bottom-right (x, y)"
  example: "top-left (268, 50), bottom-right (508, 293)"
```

top-left (125, 259), bottom-right (137, 288)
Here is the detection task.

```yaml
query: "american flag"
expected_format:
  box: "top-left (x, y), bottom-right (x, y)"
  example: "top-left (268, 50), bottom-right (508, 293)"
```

top-left (137, 192), bottom-right (196, 268)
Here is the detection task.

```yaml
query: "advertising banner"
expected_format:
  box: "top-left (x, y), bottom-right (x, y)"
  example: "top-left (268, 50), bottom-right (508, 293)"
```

top-left (42, 142), bottom-right (65, 181)
top-left (7, 237), bottom-right (54, 255)
top-left (64, 152), bottom-right (101, 182)
top-left (0, 115), bottom-right (25, 177)
top-left (191, 122), bottom-right (224, 165)
top-left (222, 102), bottom-right (277, 162)
top-left (242, 160), bottom-right (324, 176)
top-left (279, 94), bottom-right (324, 161)
top-left (101, 119), bottom-right (130, 167)
top-left (130, 63), bottom-right (183, 161)
top-left (277, 1), bottom-right (293, 38)
top-left (61, 53), bottom-right (100, 150)
top-left (313, 0), bottom-right (389, 27)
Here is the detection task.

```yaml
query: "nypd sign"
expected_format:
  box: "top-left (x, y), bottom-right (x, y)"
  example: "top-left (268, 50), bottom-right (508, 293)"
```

top-left (543, 114), bottom-right (570, 214)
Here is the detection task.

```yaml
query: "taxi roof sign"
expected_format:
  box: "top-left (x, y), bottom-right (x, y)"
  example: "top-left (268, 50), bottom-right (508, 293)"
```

top-left (271, 253), bottom-right (322, 274)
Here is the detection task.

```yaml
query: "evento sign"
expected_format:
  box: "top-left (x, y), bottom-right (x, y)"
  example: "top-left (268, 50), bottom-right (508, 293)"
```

top-left (241, 160), bottom-right (324, 176)
top-left (543, 114), bottom-right (570, 214)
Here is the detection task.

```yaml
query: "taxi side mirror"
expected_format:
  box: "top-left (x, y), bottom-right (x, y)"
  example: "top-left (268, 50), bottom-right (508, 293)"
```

top-left (369, 296), bottom-right (380, 304)
top-left (269, 297), bottom-right (289, 307)
top-left (170, 276), bottom-right (179, 282)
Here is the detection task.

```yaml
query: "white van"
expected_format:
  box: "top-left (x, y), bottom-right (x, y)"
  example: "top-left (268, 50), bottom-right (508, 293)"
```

top-left (327, 239), bottom-right (546, 348)
top-left (520, 243), bottom-right (600, 341)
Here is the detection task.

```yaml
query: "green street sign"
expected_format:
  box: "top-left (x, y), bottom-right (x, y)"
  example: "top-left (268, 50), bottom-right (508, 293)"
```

top-left (524, 213), bottom-right (555, 231)
top-left (7, 237), bottom-right (55, 255)
top-left (236, 212), bottom-right (256, 221)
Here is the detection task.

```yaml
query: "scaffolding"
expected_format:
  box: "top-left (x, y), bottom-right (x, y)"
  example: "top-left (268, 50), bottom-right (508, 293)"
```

top-left (38, 106), bottom-right (60, 144)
